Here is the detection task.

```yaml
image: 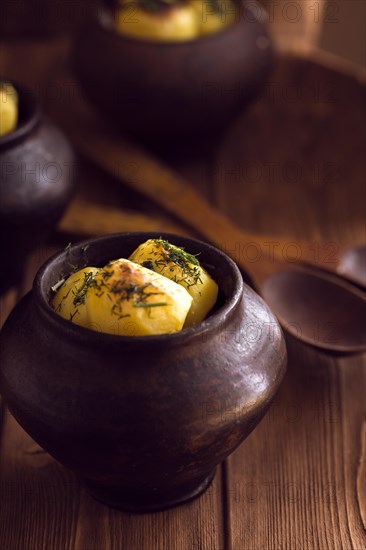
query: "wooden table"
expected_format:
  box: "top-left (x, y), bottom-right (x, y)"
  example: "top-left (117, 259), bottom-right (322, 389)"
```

top-left (1, 21), bottom-right (366, 550)
top-left (1, 247), bottom-right (365, 549)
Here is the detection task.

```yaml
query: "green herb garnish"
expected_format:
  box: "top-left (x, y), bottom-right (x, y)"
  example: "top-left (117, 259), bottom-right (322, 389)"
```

top-left (72, 271), bottom-right (98, 308)
top-left (102, 271), bottom-right (168, 319)
top-left (142, 238), bottom-right (203, 288)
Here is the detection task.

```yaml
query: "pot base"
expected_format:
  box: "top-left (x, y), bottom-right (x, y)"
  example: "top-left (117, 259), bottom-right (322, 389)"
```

top-left (82, 468), bottom-right (216, 513)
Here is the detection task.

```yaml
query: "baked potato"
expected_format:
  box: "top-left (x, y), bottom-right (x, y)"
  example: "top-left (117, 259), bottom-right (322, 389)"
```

top-left (0, 82), bottom-right (18, 137)
top-left (52, 259), bottom-right (192, 336)
top-left (129, 238), bottom-right (218, 327)
top-left (115, 0), bottom-right (236, 41)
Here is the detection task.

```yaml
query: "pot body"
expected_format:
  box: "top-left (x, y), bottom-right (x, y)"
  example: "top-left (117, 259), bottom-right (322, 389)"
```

top-left (73, 1), bottom-right (273, 142)
top-left (0, 113), bottom-right (75, 293)
top-left (0, 233), bottom-right (286, 511)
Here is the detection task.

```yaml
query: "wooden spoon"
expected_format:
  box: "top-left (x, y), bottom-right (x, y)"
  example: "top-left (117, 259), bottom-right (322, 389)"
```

top-left (52, 98), bottom-right (366, 353)
top-left (63, 135), bottom-right (365, 352)
top-left (59, 199), bottom-right (190, 237)
top-left (337, 244), bottom-right (366, 288)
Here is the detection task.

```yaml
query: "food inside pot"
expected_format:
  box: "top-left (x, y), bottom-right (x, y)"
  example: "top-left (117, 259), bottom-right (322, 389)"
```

top-left (114, 0), bottom-right (236, 41)
top-left (0, 83), bottom-right (18, 137)
top-left (51, 238), bottom-right (219, 335)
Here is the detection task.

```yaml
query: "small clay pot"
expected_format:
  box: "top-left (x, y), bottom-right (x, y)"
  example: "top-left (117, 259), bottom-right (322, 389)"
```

top-left (73, 0), bottom-right (273, 142)
top-left (0, 232), bottom-right (286, 512)
top-left (0, 82), bottom-right (75, 293)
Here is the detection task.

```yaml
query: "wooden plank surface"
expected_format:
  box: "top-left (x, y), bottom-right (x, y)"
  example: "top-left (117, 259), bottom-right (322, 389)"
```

top-left (0, 246), bottom-right (226, 550)
top-left (215, 53), bottom-right (366, 244)
top-left (214, 52), bottom-right (366, 550)
top-left (225, 342), bottom-right (366, 550)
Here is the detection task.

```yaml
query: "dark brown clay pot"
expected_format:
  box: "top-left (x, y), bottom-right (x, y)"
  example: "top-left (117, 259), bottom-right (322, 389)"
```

top-left (0, 232), bottom-right (286, 512)
top-left (73, 0), bottom-right (273, 142)
top-left (0, 82), bottom-right (75, 293)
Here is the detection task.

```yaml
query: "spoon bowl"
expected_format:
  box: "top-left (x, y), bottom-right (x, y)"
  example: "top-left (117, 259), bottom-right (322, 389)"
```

top-left (260, 266), bottom-right (366, 353)
top-left (337, 244), bottom-right (366, 288)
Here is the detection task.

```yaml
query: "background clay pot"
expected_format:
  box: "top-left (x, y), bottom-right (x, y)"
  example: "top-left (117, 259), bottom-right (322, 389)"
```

top-left (73, 1), bottom-right (273, 142)
top-left (0, 233), bottom-right (286, 512)
top-left (0, 82), bottom-right (75, 293)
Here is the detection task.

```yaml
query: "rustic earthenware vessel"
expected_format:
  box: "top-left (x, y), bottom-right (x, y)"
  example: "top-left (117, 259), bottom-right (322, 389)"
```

top-left (0, 232), bottom-right (286, 512)
top-left (0, 82), bottom-right (75, 293)
top-left (73, 0), bottom-right (273, 142)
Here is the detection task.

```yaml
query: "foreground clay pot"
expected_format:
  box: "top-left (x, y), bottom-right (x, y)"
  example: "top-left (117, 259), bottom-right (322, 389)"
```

top-left (73, 0), bottom-right (273, 142)
top-left (0, 82), bottom-right (75, 293)
top-left (0, 233), bottom-right (286, 512)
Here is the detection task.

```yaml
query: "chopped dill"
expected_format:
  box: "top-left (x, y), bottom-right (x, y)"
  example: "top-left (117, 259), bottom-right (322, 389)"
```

top-left (69, 310), bottom-right (80, 322)
top-left (133, 302), bottom-right (168, 308)
top-left (101, 268), bottom-right (114, 281)
top-left (81, 244), bottom-right (90, 265)
top-left (111, 302), bottom-right (131, 320)
top-left (101, 271), bottom-right (167, 319)
top-left (72, 271), bottom-right (98, 308)
top-left (142, 238), bottom-right (203, 288)
top-left (52, 253), bottom-right (174, 322)
top-left (63, 242), bottom-right (78, 273)
top-left (141, 260), bottom-right (156, 271)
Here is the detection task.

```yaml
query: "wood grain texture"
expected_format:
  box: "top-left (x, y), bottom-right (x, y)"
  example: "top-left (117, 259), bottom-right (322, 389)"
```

top-left (0, 246), bottom-right (80, 550)
top-left (59, 200), bottom-right (190, 238)
top-left (72, 479), bottom-right (224, 550)
top-left (42, 59), bottom-right (364, 277)
top-left (215, 52), bottom-right (366, 245)
top-left (224, 342), bottom-right (366, 550)
top-left (1, 29), bottom-right (365, 550)
top-left (215, 52), bottom-right (366, 550)
top-left (0, 290), bottom-right (18, 330)
top-left (0, 289), bottom-right (19, 446)
top-left (1, 410), bottom-right (225, 550)
top-left (262, 0), bottom-right (326, 53)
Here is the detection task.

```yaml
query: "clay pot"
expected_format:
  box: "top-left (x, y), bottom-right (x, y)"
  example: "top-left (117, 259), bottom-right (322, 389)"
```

top-left (0, 82), bottom-right (75, 293)
top-left (73, 0), bottom-right (273, 142)
top-left (0, 232), bottom-right (286, 511)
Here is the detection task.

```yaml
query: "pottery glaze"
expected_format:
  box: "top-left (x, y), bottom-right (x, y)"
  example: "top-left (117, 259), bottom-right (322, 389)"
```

top-left (0, 82), bottom-right (75, 293)
top-left (0, 233), bottom-right (286, 511)
top-left (73, 0), bottom-right (273, 142)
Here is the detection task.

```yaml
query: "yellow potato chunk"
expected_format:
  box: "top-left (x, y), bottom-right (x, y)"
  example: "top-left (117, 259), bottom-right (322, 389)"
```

top-left (129, 238), bottom-right (218, 327)
top-left (0, 83), bottom-right (18, 137)
top-left (116, 2), bottom-right (199, 41)
top-left (51, 259), bottom-right (192, 336)
top-left (51, 267), bottom-right (100, 328)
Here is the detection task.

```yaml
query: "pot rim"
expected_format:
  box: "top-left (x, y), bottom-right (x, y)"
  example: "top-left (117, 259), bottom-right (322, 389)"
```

top-left (94, 0), bottom-right (268, 48)
top-left (33, 232), bottom-right (244, 348)
top-left (0, 80), bottom-right (41, 150)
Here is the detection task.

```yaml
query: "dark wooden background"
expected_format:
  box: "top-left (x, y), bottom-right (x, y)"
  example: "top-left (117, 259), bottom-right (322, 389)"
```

top-left (1, 1), bottom-right (366, 548)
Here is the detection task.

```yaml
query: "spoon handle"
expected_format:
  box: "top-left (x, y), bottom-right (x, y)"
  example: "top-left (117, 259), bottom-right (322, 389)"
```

top-left (60, 200), bottom-right (190, 237)
top-left (53, 95), bottom-right (352, 278)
